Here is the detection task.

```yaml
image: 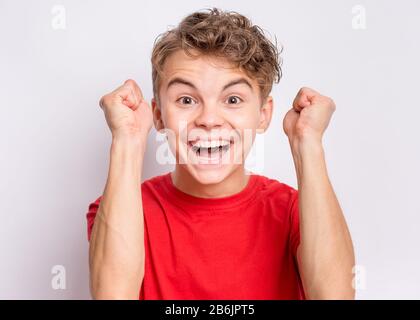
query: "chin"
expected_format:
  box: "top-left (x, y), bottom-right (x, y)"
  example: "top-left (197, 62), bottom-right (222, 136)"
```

top-left (187, 164), bottom-right (235, 185)
top-left (186, 137), bottom-right (244, 185)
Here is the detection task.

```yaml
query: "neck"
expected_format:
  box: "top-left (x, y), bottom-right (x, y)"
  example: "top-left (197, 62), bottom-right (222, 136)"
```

top-left (171, 166), bottom-right (250, 198)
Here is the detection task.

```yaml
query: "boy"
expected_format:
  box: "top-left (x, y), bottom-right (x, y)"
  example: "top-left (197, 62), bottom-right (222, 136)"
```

top-left (86, 8), bottom-right (355, 300)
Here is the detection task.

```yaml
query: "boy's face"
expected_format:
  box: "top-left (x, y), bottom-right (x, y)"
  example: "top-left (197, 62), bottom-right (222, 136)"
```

top-left (152, 50), bottom-right (273, 185)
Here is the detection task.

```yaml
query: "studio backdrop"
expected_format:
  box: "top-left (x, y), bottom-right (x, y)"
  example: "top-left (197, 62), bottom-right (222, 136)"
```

top-left (0, 0), bottom-right (419, 299)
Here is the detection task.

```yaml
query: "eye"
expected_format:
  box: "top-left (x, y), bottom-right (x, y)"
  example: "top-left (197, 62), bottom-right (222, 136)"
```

top-left (177, 96), bottom-right (197, 105)
top-left (225, 96), bottom-right (243, 105)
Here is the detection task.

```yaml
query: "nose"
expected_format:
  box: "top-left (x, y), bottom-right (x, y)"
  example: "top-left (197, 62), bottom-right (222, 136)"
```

top-left (194, 103), bottom-right (224, 129)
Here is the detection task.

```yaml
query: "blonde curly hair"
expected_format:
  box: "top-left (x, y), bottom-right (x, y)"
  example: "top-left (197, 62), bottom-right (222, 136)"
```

top-left (151, 7), bottom-right (282, 102)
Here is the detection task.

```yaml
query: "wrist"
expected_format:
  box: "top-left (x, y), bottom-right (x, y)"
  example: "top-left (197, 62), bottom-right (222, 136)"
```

top-left (111, 134), bottom-right (148, 158)
top-left (289, 134), bottom-right (324, 156)
top-left (112, 130), bottom-right (147, 145)
top-left (289, 135), bottom-right (327, 186)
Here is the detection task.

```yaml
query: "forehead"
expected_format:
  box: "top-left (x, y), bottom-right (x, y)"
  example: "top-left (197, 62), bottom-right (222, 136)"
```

top-left (161, 50), bottom-right (258, 91)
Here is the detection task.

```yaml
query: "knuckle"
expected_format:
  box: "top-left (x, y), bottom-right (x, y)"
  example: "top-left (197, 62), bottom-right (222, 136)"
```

top-left (300, 87), bottom-right (310, 94)
top-left (326, 96), bottom-right (335, 106)
top-left (298, 87), bottom-right (306, 95)
top-left (102, 94), bottom-right (111, 105)
top-left (322, 96), bottom-right (336, 110)
top-left (100, 93), bottom-right (118, 109)
top-left (99, 95), bottom-right (108, 109)
top-left (125, 78), bottom-right (135, 85)
top-left (124, 79), bottom-right (137, 91)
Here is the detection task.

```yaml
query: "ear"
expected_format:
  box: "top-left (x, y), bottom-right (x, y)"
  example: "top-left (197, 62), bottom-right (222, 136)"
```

top-left (257, 96), bottom-right (274, 133)
top-left (151, 97), bottom-right (165, 131)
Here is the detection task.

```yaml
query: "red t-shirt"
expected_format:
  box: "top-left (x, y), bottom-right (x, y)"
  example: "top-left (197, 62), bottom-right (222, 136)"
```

top-left (86, 172), bottom-right (305, 299)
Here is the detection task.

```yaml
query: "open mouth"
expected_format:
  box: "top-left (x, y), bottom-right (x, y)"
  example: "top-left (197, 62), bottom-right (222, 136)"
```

top-left (188, 139), bottom-right (234, 164)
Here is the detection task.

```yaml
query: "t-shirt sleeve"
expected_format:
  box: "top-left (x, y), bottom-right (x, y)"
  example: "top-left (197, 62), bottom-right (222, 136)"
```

top-left (288, 188), bottom-right (300, 259)
top-left (86, 196), bottom-right (102, 242)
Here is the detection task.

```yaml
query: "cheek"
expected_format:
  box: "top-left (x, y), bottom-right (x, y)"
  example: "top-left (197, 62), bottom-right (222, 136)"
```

top-left (162, 110), bottom-right (194, 158)
top-left (226, 108), bottom-right (261, 132)
top-left (161, 104), bottom-right (183, 130)
top-left (227, 109), bottom-right (260, 156)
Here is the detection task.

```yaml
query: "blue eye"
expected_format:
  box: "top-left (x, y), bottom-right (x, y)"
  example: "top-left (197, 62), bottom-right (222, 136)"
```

top-left (226, 96), bottom-right (243, 104)
top-left (177, 96), bottom-right (196, 105)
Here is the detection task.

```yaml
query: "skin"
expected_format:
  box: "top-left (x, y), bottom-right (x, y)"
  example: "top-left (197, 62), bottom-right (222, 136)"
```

top-left (284, 88), bottom-right (355, 299)
top-left (89, 49), bottom-right (355, 300)
top-left (152, 50), bottom-right (273, 197)
top-left (89, 80), bottom-right (152, 299)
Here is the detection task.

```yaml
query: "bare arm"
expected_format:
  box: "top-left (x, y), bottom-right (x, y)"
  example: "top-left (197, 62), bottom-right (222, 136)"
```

top-left (284, 87), bottom-right (355, 299)
top-left (88, 79), bottom-right (153, 299)
top-left (291, 139), bottom-right (355, 299)
top-left (89, 136), bottom-right (146, 299)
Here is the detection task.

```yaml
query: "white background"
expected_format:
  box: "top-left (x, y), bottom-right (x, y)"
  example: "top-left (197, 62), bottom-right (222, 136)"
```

top-left (1, 0), bottom-right (419, 299)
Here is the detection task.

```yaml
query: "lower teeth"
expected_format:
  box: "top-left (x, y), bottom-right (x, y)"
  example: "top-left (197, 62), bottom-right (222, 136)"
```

top-left (197, 145), bottom-right (229, 157)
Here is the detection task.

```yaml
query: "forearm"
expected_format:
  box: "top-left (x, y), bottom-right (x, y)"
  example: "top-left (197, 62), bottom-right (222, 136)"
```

top-left (89, 135), bottom-right (146, 299)
top-left (291, 138), bottom-right (355, 299)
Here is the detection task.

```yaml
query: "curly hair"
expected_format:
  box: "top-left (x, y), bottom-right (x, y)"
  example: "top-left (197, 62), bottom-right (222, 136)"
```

top-left (151, 8), bottom-right (282, 103)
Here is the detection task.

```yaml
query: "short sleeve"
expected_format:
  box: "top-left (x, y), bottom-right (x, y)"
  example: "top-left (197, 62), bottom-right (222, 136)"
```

top-left (86, 196), bottom-right (102, 242)
top-left (288, 189), bottom-right (300, 259)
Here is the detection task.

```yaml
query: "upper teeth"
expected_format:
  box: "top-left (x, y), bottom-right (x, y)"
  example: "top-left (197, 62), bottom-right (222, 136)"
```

top-left (191, 140), bottom-right (230, 148)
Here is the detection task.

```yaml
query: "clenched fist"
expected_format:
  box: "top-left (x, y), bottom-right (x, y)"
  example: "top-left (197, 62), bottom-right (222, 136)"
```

top-left (99, 79), bottom-right (153, 140)
top-left (283, 87), bottom-right (336, 144)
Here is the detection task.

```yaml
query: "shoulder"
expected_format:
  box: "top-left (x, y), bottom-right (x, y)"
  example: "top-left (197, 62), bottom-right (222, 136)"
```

top-left (254, 174), bottom-right (298, 200)
top-left (139, 173), bottom-right (173, 211)
top-left (252, 174), bottom-right (299, 218)
top-left (141, 172), bottom-right (168, 188)
top-left (140, 172), bottom-right (169, 196)
top-left (86, 195), bottom-right (102, 217)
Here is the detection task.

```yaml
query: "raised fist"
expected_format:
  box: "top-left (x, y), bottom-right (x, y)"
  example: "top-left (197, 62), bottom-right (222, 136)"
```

top-left (99, 79), bottom-right (153, 139)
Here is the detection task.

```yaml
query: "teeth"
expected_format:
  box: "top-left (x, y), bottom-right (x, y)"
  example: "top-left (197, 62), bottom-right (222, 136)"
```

top-left (191, 140), bottom-right (230, 148)
top-left (189, 139), bottom-right (232, 158)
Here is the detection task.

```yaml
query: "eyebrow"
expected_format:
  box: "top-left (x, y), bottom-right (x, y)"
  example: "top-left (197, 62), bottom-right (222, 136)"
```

top-left (166, 77), bottom-right (253, 92)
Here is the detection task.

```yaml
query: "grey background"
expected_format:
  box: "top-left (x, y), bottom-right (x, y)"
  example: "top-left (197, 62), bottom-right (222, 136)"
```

top-left (1, 0), bottom-right (419, 299)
